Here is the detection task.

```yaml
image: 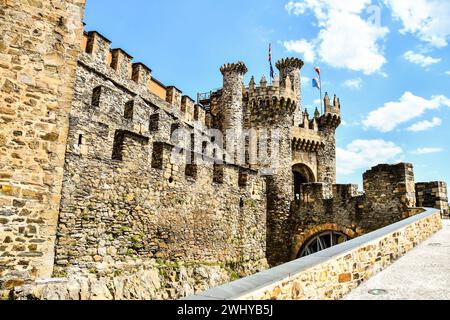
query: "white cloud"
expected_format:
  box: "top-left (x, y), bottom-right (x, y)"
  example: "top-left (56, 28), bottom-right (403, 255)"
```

top-left (403, 50), bottom-right (441, 67)
top-left (363, 92), bottom-right (450, 132)
top-left (284, 40), bottom-right (316, 63)
top-left (337, 139), bottom-right (403, 175)
top-left (407, 117), bottom-right (442, 132)
top-left (343, 78), bottom-right (363, 90)
top-left (446, 71), bottom-right (450, 75)
top-left (313, 98), bottom-right (321, 105)
top-left (285, 1), bottom-right (308, 16)
top-left (301, 76), bottom-right (311, 87)
top-left (286, 0), bottom-right (372, 17)
top-left (285, 1), bottom-right (388, 75)
top-left (384, 0), bottom-right (450, 48)
top-left (410, 148), bottom-right (444, 155)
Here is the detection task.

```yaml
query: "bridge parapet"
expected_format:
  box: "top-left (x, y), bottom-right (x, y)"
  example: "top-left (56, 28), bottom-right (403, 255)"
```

top-left (185, 208), bottom-right (442, 300)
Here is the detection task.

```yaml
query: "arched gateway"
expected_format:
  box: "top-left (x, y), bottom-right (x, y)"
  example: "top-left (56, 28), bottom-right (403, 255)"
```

top-left (292, 163), bottom-right (315, 200)
top-left (298, 231), bottom-right (349, 258)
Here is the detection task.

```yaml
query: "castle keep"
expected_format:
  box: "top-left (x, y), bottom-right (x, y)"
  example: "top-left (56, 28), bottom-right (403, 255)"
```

top-left (0, 1), bottom-right (448, 299)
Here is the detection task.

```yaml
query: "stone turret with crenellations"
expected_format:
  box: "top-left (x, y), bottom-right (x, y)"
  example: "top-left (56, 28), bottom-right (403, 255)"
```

top-left (276, 57), bottom-right (305, 126)
top-left (219, 61), bottom-right (248, 164)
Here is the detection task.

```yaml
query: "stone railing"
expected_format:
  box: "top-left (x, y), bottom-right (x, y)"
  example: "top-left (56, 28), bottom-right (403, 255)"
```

top-left (185, 208), bottom-right (442, 300)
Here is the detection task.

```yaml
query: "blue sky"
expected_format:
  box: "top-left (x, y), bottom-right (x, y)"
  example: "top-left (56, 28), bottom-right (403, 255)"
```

top-left (84, 0), bottom-right (450, 187)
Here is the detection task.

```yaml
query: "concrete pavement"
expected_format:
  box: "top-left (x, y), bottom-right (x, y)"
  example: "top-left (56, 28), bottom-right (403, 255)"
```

top-left (343, 219), bottom-right (450, 300)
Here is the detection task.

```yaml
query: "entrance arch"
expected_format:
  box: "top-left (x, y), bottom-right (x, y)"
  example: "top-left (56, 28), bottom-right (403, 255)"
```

top-left (291, 224), bottom-right (358, 260)
top-left (298, 231), bottom-right (349, 258)
top-left (292, 163), bottom-right (315, 200)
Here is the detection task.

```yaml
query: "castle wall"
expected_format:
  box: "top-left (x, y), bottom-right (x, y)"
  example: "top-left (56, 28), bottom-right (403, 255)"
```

top-left (416, 182), bottom-right (449, 218)
top-left (0, 0), bottom-right (85, 280)
top-left (289, 163), bottom-right (421, 260)
top-left (54, 43), bottom-right (267, 277)
top-left (363, 163), bottom-right (416, 225)
top-left (316, 127), bottom-right (337, 184)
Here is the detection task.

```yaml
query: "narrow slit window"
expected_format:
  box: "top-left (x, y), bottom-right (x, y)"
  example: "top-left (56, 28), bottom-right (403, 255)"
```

top-left (149, 113), bottom-right (159, 132)
top-left (124, 100), bottom-right (134, 120)
top-left (213, 164), bottom-right (224, 184)
top-left (92, 86), bottom-right (102, 107)
top-left (239, 171), bottom-right (248, 188)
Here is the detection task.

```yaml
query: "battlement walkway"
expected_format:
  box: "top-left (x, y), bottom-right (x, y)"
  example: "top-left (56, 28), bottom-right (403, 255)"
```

top-left (343, 219), bottom-right (450, 300)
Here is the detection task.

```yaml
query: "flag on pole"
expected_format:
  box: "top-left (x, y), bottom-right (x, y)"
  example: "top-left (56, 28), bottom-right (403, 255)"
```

top-left (269, 43), bottom-right (274, 79)
top-left (314, 66), bottom-right (321, 76)
top-left (312, 78), bottom-right (321, 90)
top-left (313, 67), bottom-right (323, 114)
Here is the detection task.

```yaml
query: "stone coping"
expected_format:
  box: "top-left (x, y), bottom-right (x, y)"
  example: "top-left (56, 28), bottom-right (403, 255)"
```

top-left (185, 208), bottom-right (439, 300)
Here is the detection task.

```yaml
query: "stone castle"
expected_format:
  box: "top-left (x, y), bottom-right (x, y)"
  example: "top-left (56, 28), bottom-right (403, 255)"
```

top-left (0, 0), bottom-right (448, 299)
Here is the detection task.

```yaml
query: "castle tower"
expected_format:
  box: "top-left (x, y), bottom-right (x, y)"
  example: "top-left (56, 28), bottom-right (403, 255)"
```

top-left (276, 58), bottom-right (304, 126)
top-left (0, 0), bottom-right (86, 280)
top-left (245, 58), bottom-right (302, 266)
top-left (219, 62), bottom-right (248, 164)
top-left (317, 93), bottom-right (341, 184)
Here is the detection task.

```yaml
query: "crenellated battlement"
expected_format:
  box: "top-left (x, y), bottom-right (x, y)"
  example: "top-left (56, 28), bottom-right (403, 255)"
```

top-left (220, 61), bottom-right (248, 75)
top-left (298, 164), bottom-right (415, 206)
top-left (275, 57), bottom-right (305, 70)
top-left (323, 92), bottom-right (341, 114)
top-left (332, 184), bottom-right (361, 199)
top-left (80, 30), bottom-right (204, 127)
top-left (294, 163), bottom-right (420, 233)
top-left (245, 75), bottom-right (297, 99)
top-left (243, 77), bottom-right (298, 123)
top-left (299, 183), bottom-right (361, 204)
top-left (150, 141), bottom-right (264, 191)
top-left (416, 181), bottom-right (449, 217)
top-left (318, 93), bottom-right (341, 130)
top-left (247, 93), bottom-right (297, 116)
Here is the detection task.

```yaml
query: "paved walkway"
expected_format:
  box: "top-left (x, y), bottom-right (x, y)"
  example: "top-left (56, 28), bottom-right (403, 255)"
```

top-left (343, 219), bottom-right (450, 300)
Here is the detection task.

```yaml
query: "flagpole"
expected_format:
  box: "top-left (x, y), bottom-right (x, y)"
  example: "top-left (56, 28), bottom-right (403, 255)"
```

top-left (269, 43), bottom-right (272, 86)
top-left (319, 73), bottom-right (323, 114)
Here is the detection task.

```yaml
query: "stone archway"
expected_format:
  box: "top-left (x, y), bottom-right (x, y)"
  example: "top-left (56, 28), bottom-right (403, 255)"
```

top-left (292, 163), bottom-right (315, 200)
top-left (298, 230), bottom-right (349, 258)
top-left (290, 223), bottom-right (359, 260)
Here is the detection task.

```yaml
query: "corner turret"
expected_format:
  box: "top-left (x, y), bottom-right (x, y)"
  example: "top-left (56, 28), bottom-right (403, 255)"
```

top-left (320, 92), bottom-right (341, 130)
top-left (316, 92), bottom-right (341, 184)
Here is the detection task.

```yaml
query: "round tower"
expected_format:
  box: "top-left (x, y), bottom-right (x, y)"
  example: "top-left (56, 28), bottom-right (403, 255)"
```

top-left (219, 61), bottom-right (248, 164)
top-left (276, 57), bottom-right (304, 126)
top-left (247, 58), bottom-right (300, 266)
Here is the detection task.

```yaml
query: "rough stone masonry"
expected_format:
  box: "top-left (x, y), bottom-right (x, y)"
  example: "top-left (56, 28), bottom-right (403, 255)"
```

top-left (0, 1), bottom-right (448, 300)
